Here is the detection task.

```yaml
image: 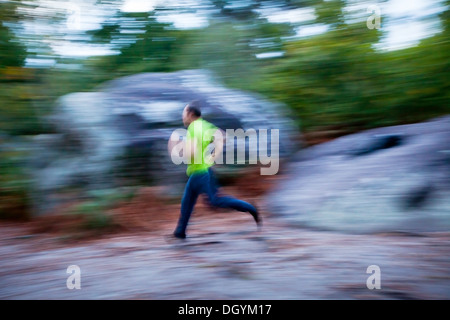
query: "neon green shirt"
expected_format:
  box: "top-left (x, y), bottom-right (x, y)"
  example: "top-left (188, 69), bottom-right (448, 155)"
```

top-left (186, 118), bottom-right (218, 176)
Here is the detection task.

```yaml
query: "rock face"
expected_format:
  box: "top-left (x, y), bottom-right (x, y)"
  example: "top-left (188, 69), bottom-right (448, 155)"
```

top-left (30, 70), bottom-right (298, 215)
top-left (268, 116), bottom-right (450, 233)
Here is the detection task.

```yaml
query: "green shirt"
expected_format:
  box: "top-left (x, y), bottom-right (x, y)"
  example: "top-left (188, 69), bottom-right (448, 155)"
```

top-left (186, 118), bottom-right (218, 176)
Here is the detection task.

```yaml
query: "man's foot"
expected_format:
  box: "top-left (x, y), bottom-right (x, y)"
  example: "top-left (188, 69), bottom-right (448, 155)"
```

top-left (164, 232), bottom-right (186, 244)
top-left (249, 208), bottom-right (262, 229)
top-left (173, 231), bottom-right (186, 239)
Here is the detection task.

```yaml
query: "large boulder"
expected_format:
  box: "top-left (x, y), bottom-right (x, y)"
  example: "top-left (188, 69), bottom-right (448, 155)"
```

top-left (268, 116), bottom-right (450, 233)
top-left (30, 70), bottom-right (299, 215)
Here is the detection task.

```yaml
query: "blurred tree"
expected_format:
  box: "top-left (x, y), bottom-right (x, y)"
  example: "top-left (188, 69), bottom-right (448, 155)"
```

top-left (0, 1), bottom-right (26, 69)
top-left (87, 7), bottom-right (294, 86)
top-left (247, 0), bottom-right (449, 130)
top-left (178, 19), bottom-right (294, 86)
top-left (87, 11), bottom-right (185, 74)
top-left (0, 1), bottom-right (40, 220)
top-left (0, 1), bottom-right (39, 136)
top-left (0, 23), bottom-right (26, 69)
top-left (314, 0), bottom-right (346, 27)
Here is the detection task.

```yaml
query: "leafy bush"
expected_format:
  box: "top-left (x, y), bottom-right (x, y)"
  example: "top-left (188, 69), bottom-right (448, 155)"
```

top-left (0, 142), bottom-right (30, 220)
top-left (68, 188), bottom-right (136, 230)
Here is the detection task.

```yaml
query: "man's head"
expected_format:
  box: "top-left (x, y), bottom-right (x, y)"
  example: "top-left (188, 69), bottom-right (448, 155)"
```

top-left (182, 100), bottom-right (202, 127)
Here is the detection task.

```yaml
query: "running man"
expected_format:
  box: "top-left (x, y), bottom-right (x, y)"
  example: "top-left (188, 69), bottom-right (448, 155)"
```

top-left (168, 100), bottom-right (261, 239)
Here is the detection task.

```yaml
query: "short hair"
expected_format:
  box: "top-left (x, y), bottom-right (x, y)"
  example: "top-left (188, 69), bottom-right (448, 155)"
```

top-left (186, 100), bottom-right (202, 117)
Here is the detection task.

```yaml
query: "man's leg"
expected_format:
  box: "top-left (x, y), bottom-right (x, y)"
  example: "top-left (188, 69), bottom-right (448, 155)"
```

top-left (204, 169), bottom-right (261, 226)
top-left (174, 175), bottom-right (201, 238)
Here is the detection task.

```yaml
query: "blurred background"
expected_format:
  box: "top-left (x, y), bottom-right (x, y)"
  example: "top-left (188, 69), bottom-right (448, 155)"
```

top-left (0, 0), bottom-right (449, 234)
top-left (0, 0), bottom-right (449, 301)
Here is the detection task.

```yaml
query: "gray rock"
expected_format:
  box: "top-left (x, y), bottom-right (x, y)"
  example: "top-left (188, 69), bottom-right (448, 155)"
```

top-left (268, 116), bottom-right (450, 233)
top-left (30, 70), bottom-right (299, 215)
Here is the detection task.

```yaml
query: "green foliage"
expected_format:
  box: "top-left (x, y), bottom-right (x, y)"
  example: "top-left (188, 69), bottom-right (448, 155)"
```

top-left (249, 21), bottom-right (387, 129)
top-left (88, 12), bottom-right (187, 74)
top-left (0, 143), bottom-right (30, 220)
top-left (85, 188), bottom-right (137, 206)
top-left (0, 2), bottom-right (26, 69)
top-left (69, 188), bottom-right (136, 230)
top-left (70, 201), bottom-right (112, 229)
top-left (0, 23), bottom-right (26, 69)
top-left (315, 0), bottom-right (347, 27)
top-left (241, 2), bottom-right (450, 131)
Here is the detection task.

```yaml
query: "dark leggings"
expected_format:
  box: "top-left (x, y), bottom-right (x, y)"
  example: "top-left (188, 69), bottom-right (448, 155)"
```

top-left (174, 169), bottom-right (256, 236)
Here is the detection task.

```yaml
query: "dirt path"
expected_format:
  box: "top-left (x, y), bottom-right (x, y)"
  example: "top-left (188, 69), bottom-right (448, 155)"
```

top-left (0, 211), bottom-right (449, 300)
